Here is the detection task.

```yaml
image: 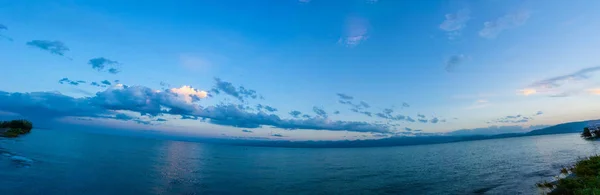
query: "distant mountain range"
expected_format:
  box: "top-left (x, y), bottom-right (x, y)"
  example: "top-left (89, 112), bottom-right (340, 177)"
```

top-left (231, 120), bottom-right (593, 148)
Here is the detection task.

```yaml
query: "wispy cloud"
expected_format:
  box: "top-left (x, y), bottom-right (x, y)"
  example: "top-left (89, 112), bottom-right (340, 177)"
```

top-left (58, 78), bottom-right (86, 86)
top-left (588, 89), bottom-right (600, 95)
top-left (211, 78), bottom-right (258, 102)
top-left (26, 40), bottom-right (70, 57)
top-left (313, 106), bottom-right (328, 118)
top-left (336, 93), bottom-right (354, 100)
top-left (338, 16), bottom-right (369, 47)
top-left (89, 57), bottom-right (121, 74)
top-left (519, 66), bottom-right (600, 97)
top-left (445, 54), bottom-right (468, 72)
top-left (439, 9), bottom-right (470, 39)
top-left (465, 99), bottom-right (490, 110)
top-left (242, 129), bottom-right (253, 133)
top-left (0, 24), bottom-right (13, 41)
top-left (289, 110), bottom-right (302, 118)
top-left (479, 10), bottom-right (530, 39)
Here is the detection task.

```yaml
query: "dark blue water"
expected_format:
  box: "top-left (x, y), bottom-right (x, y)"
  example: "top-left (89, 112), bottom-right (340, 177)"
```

top-left (1, 129), bottom-right (600, 195)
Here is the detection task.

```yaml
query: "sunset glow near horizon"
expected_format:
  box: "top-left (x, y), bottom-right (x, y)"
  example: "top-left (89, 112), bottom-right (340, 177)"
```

top-left (1, 0), bottom-right (600, 141)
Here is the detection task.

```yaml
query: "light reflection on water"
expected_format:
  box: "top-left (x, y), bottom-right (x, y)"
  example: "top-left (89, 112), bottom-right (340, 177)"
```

top-left (1, 129), bottom-right (600, 195)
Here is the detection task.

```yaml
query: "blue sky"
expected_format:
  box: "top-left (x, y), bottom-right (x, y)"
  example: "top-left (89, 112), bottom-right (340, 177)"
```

top-left (1, 0), bottom-right (600, 140)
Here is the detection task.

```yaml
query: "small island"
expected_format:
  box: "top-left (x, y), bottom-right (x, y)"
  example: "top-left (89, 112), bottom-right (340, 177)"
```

top-left (0, 119), bottom-right (33, 138)
top-left (580, 124), bottom-right (600, 139)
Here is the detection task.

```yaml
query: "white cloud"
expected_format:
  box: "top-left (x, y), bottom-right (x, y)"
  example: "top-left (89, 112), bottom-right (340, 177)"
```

top-left (339, 16), bottom-right (369, 47)
top-left (439, 9), bottom-right (470, 39)
top-left (479, 10), bottom-right (530, 39)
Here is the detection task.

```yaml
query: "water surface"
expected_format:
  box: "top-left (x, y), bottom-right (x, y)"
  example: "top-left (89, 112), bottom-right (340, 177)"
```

top-left (1, 129), bottom-right (599, 195)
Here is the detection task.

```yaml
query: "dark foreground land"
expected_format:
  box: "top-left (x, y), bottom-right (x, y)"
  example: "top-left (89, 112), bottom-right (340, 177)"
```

top-left (0, 120), bottom-right (33, 138)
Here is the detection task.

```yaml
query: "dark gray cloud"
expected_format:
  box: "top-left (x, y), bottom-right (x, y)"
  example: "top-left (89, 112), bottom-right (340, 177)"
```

top-left (445, 54), bottom-right (466, 72)
top-left (313, 106), bottom-right (328, 118)
top-left (242, 129), bottom-right (253, 133)
top-left (289, 110), bottom-right (302, 118)
top-left (58, 78), bottom-right (85, 86)
top-left (88, 57), bottom-right (121, 74)
top-left (529, 66), bottom-right (600, 89)
top-left (211, 78), bottom-right (258, 102)
top-left (479, 11), bottom-right (530, 39)
top-left (26, 40), bottom-right (70, 56)
top-left (336, 93), bottom-right (354, 100)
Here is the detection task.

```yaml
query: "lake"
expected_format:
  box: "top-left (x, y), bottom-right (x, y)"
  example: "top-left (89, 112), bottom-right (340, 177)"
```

top-left (1, 129), bottom-right (600, 195)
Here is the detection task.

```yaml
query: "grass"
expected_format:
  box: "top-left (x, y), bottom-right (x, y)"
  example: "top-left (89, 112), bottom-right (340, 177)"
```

top-left (0, 119), bottom-right (33, 138)
top-left (538, 155), bottom-right (600, 195)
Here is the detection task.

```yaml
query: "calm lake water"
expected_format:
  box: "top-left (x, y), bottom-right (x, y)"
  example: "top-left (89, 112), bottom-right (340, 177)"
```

top-left (1, 129), bottom-right (600, 195)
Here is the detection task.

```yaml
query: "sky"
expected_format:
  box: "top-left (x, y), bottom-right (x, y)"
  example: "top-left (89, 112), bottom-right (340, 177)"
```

top-left (1, 0), bottom-right (600, 141)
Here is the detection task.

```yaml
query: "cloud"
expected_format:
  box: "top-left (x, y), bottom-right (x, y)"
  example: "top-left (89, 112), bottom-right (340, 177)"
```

top-left (336, 93), bottom-right (354, 100)
top-left (338, 16), bottom-right (369, 47)
top-left (430, 117), bottom-right (439, 124)
top-left (520, 66), bottom-right (600, 97)
top-left (169, 85), bottom-right (208, 103)
top-left (88, 57), bottom-right (121, 74)
top-left (588, 89), bottom-right (600, 95)
top-left (289, 110), bottom-right (302, 118)
top-left (479, 11), bottom-right (530, 39)
top-left (417, 114), bottom-right (425, 118)
top-left (333, 110), bottom-right (340, 114)
top-left (491, 114), bottom-right (533, 124)
top-left (264, 106), bottom-right (278, 112)
top-left (465, 99), bottom-right (490, 110)
top-left (402, 102), bottom-right (410, 108)
top-left (0, 84), bottom-right (395, 133)
top-left (530, 66), bottom-right (600, 89)
top-left (404, 127), bottom-right (413, 131)
top-left (211, 78), bottom-right (258, 102)
top-left (313, 106), bottom-right (328, 118)
top-left (518, 88), bottom-right (537, 96)
top-left (359, 101), bottom-right (370, 108)
top-left (271, 133), bottom-right (284, 137)
top-left (298, 0), bottom-right (311, 3)
top-left (406, 116), bottom-right (415, 122)
top-left (439, 9), bottom-right (470, 39)
top-left (242, 129), bottom-right (253, 133)
top-left (58, 78), bottom-right (86, 86)
top-left (418, 119), bottom-right (428, 123)
top-left (101, 80), bottom-right (112, 86)
top-left (0, 24), bottom-right (12, 41)
top-left (26, 40), bottom-right (70, 57)
top-left (535, 111), bottom-right (543, 115)
top-left (445, 54), bottom-right (467, 72)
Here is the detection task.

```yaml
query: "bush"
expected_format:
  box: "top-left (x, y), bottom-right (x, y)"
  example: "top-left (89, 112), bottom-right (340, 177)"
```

top-left (0, 120), bottom-right (33, 137)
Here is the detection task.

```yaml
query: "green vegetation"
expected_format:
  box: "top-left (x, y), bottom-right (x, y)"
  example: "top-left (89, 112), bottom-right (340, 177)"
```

top-left (0, 120), bottom-right (33, 138)
top-left (538, 155), bottom-right (600, 195)
top-left (581, 127), bottom-right (600, 139)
